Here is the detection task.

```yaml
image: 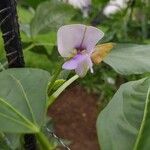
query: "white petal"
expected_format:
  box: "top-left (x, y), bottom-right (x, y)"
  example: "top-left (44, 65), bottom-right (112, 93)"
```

top-left (81, 26), bottom-right (104, 54)
top-left (57, 24), bottom-right (86, 57)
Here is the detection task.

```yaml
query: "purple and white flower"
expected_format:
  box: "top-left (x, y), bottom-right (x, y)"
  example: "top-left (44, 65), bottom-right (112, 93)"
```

top-left (57, 24), bottom-right (104, 77)
top-left (62, 0), bottom-right (91, 18)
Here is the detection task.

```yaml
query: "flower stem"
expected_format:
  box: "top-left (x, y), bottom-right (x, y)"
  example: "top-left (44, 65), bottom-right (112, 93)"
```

top-left (48, 63), bottom-right (62, 95)
top-left (47, 74), bottom-right (79, 107)
top-left (36, 132), bottom-right (54, 150)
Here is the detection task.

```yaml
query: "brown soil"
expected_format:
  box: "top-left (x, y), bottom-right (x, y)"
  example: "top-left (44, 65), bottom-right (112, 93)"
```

top-left (48, 84), bottom-right (100, 150)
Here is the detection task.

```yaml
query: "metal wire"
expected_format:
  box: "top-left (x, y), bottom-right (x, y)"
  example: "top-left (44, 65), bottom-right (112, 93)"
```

top-left (2, 30), bottom-right (14, 37)
top-left (4, 34), bottom-right (15, 46)
top-left (46, 127), bottom-right (71, 150)
top-left (0, 7), bottom-right (11, 14)
top-left (0, 13), bottom-right (11, 27)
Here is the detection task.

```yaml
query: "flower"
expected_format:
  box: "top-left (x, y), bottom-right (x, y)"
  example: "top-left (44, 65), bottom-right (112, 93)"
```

top-left (57, 24), bottom-right (104, 77)
top-left (62, 0), bottom-right (91, 9)
top-left (103, 0), bottom-right (127, 17)
top-left (62, 0), bottom-right (91, 18)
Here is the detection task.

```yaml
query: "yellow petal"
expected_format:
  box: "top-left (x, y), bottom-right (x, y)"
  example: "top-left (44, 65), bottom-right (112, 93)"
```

top-left (91, 43), bottom-right (115, 64)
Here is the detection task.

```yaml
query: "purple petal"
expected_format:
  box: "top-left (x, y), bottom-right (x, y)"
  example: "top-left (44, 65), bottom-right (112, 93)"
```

top-left (81, 26), bottom-right (104, 54)
top-left (75, 54), bottom-right (93, 77)
top-left (62, 54), bottom-right (84, 70)
top-left (62, 53), bottom-right (93, 77)
top-left (62, 58), bottom-right (78, 70)
top-left (57, 24), bottom-right (87, 57)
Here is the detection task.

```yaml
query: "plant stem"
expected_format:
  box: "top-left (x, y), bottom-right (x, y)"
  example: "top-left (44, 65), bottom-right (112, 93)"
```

top-left (48, 64), bottom-right (62, 95)
top-left (36, 132), bottom-right (54, 150)
top-left (24, 42), bottom-right (55, 53)
top-left (23, 44), bottom-right (35, 52)
top-left (47, 75), bottom-right (79, 107)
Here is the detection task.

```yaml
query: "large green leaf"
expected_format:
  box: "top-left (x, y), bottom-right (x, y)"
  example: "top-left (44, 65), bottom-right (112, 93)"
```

top-left (0, 68), bottom-right (50, 133)
top-left (104, 44), bottom-right (150, 75)
top-left (97, 77), bottom-right (150, 150)
top-left (30, 0), bottom-right (75, 36)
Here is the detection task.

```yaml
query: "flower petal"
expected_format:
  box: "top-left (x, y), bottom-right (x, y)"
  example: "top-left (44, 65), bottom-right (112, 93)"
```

top-left (81, 26), bottom-right (104, 54)
top-left (62, 58), bottom-right (78, 70)
top-left (68, 0), bottom-right (91, 9)
top-left (75, 54), bottom-right (93, 77)
top-left (62, 54), bottom-right (84, 70)
top-left (57, 24), bottom-right (87, 57)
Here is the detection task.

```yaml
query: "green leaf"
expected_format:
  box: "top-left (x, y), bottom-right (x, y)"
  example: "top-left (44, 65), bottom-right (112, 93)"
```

top-left (0, 68), bottom-right (50, 133)
top-left (4, 133), bottom-right (21, 150)
top-left (104, 44), bottom-right (150, 75)
top-left (0, 33), bottom-right (5, 58)
top-left (97, 77), bottom-right (150, 150)
top-left (24, 47), bottom-right (53, 72)
top-left (33, 32), bottom-right (56, 51)
top-left (26, 0), bottom-right (47, 8)
top-left (52, 79), bottom-right (66, 91)
top-left (18, 6), bottom-right (34, 38)
top-left (18, 6), bottom-right (34, 24)
top-left (30, 0), bottom-right (75, 36)
top-left (0, 133), bottom-right (11, 150)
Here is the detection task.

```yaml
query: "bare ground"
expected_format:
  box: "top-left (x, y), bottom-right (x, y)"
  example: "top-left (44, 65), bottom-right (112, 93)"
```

top-left (48, 84), bottom-right (100, 150)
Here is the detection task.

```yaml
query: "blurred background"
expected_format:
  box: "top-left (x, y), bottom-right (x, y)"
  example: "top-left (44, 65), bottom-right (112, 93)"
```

top-left (0, 0), bottom-right (150, 149)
